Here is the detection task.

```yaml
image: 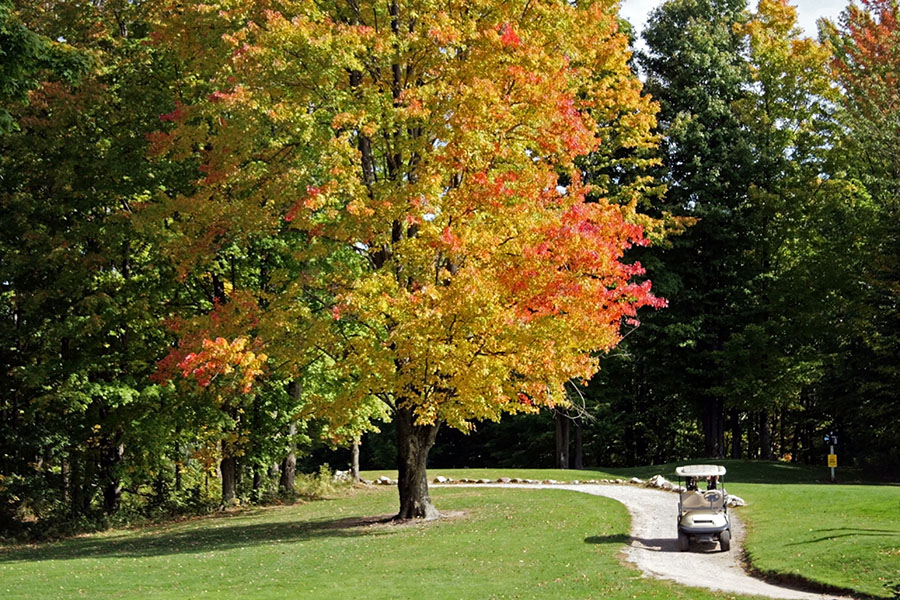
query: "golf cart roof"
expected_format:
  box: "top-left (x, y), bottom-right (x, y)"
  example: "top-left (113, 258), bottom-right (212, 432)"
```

top-left (675, 465), bottom-right (727, 477)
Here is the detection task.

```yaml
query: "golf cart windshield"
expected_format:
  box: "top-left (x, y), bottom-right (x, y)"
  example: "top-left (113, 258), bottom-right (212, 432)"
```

top-left (675, 465), bottom-right (726, 478)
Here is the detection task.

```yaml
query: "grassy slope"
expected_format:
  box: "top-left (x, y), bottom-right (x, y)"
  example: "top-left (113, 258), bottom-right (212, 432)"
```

top-left (0, 486), bottom-right (754, 600)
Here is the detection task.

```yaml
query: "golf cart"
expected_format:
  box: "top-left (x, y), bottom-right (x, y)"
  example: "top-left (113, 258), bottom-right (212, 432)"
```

top-left (675, 464), bottom-right (731, 552)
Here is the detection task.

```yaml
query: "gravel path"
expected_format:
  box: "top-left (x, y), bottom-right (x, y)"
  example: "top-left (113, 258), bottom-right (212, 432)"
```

top-left (452, 483), bottom-right (855, 599)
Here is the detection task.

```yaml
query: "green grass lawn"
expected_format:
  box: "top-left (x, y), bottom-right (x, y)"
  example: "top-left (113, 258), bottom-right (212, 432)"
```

top-left (0, 486), bottom-right (753, 600)
top-left (728, 483), bottom-right (900, 599)
top-left (2, 461), bottom-right (896, 599)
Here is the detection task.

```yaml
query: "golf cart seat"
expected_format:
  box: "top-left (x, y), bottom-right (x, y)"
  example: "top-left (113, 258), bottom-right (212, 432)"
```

top-left (680, 491), bottom-right (711, 510)
top-left (681, 489), bottom-right (726, 510)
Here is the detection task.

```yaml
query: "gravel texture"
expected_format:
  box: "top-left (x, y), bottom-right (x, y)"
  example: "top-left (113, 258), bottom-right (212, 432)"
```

top-left (453, 483), bottom-right (855, 599)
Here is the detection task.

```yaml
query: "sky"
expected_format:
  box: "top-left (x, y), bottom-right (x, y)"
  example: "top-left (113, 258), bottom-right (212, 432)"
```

top-left (619, 0), bottom-right (850, 39)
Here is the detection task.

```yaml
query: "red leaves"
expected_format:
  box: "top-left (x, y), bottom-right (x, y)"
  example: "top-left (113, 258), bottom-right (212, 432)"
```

top-left (441, 226), bottom-right (462, 251)
top-left (498, 23), bottom-right (521, 47)
top-left (159, 101), bottom-right (186, 123)
top-left (177, 337), bottom-right (267, 394)
top-left (284, 185), bottom-right (323, 223)
top-left (495, 176), bottom-right (665, 327)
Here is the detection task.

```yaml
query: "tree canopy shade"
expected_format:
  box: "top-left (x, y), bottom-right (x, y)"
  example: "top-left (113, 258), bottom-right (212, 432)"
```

top-left (148, 0), bottom-right (664, 519)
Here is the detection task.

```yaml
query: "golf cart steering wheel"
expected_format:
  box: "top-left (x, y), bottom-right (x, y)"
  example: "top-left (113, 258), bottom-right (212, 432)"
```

top-left (703, 490), bottom-right (721, 503)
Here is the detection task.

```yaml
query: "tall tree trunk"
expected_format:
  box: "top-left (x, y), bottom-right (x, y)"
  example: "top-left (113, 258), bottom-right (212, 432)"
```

top-left (778, 409), bottom-right (786, 459)
top-left (702, 397), bottom-right (725, 457)
top-left (100, 429), bottom-right (124, 514)
top-left (555, 410), bottom-right (570, 469)
top-left (759, 411), bottom-right (773, 461)
top-left (221, 455), bottom-right (237, 506)
top-left (268, 462), bottom-right (280, 496)
top-left (351, 438), bottom-right (361, 482)
top-left (573, 416), bottom-right (584, 470)
top-left (279, 380), bottom-right (301, 495)
top-left (730, 410), bottom-right (742, 459)
top-left (717, 404), bottom-right (726, 458)
top-left (252, 466), bottom-right (262, 502)
top-left (395, 406), bottom-right (440, 520)
top-left (279, 425), bottom-right (297, 495)
top-left (61, 459), bottom-right (69, 504)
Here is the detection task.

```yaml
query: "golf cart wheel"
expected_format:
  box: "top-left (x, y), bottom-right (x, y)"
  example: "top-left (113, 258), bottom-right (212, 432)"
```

top-left (719, 529), bottom-right (731, 552)
top-left (678, 532), bottom-right (689, 552)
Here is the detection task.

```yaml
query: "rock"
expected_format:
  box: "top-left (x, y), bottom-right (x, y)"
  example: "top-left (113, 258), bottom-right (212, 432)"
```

top-left (647, 474), bottom-right (675, 490)
top-left (377, 475), bottom-right (394, 485)
top-left (727, 495), bottom-right (747, 507)
top-left (510, 477), bottom-right (522, 483)
top-left (630, 477), bottom-right (644, 484)
top-left (614, 479), bottom-right (624, 484)
top-left (497, 477), bottom-right (511, 484)
top-left (434, 475), bottom-right (449, 484)
top-left (333, 470), bottom-right (351, 483)
top-left (572, 480), bottom-right (580, 485)
top-left (478, 478), bottom-right (492, 484)
top-left (543, 479), bottom-right (559, 485)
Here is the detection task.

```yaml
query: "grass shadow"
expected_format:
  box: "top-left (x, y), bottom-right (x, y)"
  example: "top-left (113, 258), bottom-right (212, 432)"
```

top-left (584, 533), bottom-right (630, 545)
top-left (785, 527), bottom-right (900, 546)
top-left (0, 512), bottom-right (399, 564)
top-left (585, 533), bottom-right (725, 554)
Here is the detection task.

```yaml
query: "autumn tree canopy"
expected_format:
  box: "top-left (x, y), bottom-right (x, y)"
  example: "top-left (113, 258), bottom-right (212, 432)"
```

top-left (150, 0), bottom-right (663, 518)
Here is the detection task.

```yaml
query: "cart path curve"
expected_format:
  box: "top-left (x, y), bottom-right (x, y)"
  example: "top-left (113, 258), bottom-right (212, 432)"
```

top-left (447, 483), bottom-right (854, 599)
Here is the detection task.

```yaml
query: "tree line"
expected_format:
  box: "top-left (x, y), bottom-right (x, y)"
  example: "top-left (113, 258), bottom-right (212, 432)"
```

top-left (1, 0), bottom-right (897, 536)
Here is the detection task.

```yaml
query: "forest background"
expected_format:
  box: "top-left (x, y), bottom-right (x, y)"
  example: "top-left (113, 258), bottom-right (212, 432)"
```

top-left (1, 0), bottom-right (898, 536)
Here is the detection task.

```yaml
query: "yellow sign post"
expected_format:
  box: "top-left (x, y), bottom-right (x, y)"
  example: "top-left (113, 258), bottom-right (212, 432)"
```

top-left (827, 454), bottom-right (837, 468)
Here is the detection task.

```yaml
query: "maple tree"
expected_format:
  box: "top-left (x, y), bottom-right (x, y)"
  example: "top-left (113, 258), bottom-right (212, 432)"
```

top-left (149, 0), bottom-right (663, 519)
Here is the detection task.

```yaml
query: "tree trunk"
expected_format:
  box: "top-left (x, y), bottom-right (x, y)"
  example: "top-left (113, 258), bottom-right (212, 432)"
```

top-left (573, 416), bottom-right (584, 470)
top-left (100, 430), bottom-right (124, 514)
top-left (759, 411), bottom-right (773, 461)
top-left (555, 410), bottom-right (570, 469)
top-left (279, 380), bottom-right (301, 495)
top-left (279, 429), bottom-right (296, 495)
top-left (351, 439), bottom-right (361, 482)
top-left (395, 406), bottom-right (440, 520)
top-left (730, 410), bottom-right (742, 459)
top-left (252, 466), bottom-right (262, 502)
top-left (702, 397), bottom-right (725, 458)
top-left (221, 455), bottom-right (237, 506)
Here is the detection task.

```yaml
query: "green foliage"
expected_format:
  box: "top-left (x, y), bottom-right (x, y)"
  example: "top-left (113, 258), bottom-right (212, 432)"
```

top-left (0, 0), bottom-right (85, 132)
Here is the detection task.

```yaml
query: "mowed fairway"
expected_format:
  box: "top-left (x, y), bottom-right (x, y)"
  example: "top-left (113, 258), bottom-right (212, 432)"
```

top-left (1, 486), bottom-right (755, 600)
top-left (731, 483), bottom-right (900, 599)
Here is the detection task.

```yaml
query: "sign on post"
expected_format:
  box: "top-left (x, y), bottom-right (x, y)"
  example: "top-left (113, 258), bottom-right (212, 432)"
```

top-left (827, 454), bottom-right (837, 468)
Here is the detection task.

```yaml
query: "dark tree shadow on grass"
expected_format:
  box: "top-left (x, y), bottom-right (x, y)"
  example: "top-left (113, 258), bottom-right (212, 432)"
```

top-left (0, 512), bottom-right (401, 564)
